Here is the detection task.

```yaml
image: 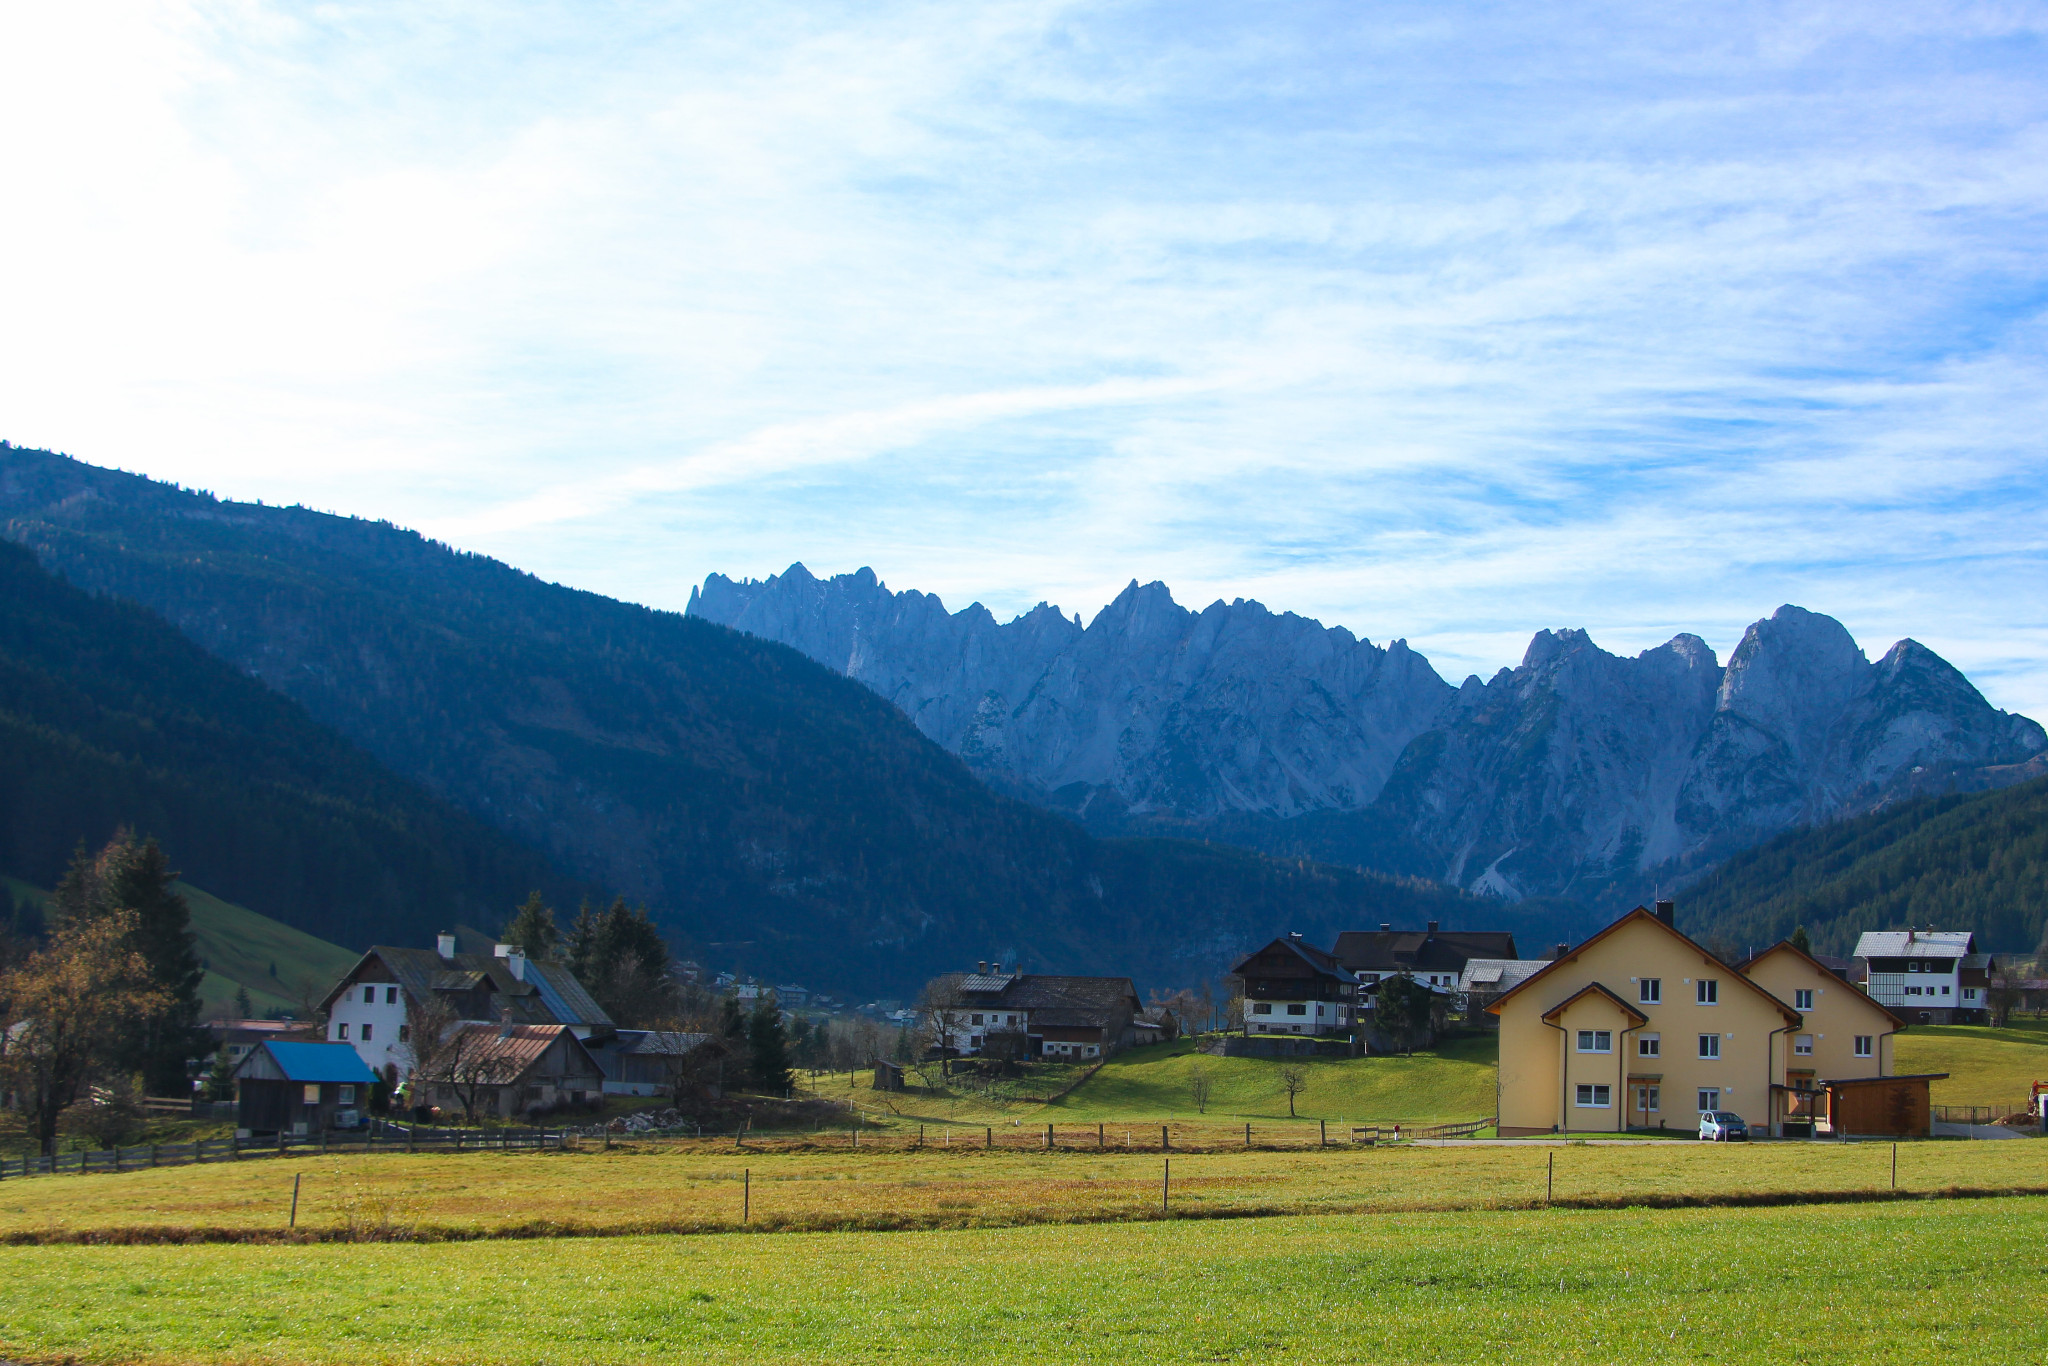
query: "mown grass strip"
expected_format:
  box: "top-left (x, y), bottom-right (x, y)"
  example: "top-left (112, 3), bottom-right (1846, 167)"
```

top-left (9, 1178), bottom-right (2045, 1246)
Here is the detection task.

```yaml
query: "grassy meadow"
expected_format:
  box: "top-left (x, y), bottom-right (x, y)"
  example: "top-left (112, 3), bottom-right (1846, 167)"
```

top-left (1, 1134), bottom-right (2041, 1240)
top-left (1895, 1018), bottom-right (2048, 1107)
top-left (1, 1197), bottom-right (2040, 1364)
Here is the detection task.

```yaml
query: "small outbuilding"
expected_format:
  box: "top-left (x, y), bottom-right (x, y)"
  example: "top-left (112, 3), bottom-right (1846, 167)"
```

top-left (1824, 1072), bottom-right (1948, 1138)
top-left (233, 1040), bottom-right (380, 1137)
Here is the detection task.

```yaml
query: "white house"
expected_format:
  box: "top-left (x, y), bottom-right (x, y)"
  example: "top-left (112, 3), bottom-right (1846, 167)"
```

top-left (1852, 930), bottom-right (1995, 1026)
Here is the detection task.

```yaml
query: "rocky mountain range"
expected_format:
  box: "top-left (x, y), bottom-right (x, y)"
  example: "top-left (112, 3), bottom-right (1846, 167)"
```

top-left (690, 566), bottom-right (2047, 904)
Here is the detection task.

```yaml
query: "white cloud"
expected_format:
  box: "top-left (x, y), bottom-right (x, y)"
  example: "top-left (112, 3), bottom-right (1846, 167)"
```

top-left (1, 0), bottom-right (2044, 718)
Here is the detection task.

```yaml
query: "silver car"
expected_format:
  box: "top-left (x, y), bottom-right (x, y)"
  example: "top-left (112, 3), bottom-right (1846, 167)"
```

top-left (1698, 1110), bottom-right (1749, 1141)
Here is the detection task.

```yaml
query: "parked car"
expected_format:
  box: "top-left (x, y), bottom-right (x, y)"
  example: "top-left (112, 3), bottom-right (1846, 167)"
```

top-left (1698, 1110), bottom-right (1749, 1142)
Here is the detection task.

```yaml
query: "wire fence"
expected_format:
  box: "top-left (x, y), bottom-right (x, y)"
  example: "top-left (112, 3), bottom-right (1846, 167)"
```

top-left (0, 1125), bottom-right (569, 1181)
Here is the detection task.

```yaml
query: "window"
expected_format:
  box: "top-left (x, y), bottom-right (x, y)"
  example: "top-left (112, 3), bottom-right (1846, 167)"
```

top-left (338, 1085), bottom-right (356, 1104)
top-left (336, 1022), bottom-right (350, 1040)
top-left (1794, 989), bottom-right (1813, 1011)
top-left (1905, 986), bottom-right (1920, 996)
top-left (1697, 1088), bottom-right (1720, 1113)
top-left (1698, 1033), bottom-right (1720, 1059)
top-left (1697, 979), bottom-right (1718, 1005)
top-left (1853, 1035), bottom-right (1873, 1058)
top-left (1639, 978), bottom-right (1661, 1004)
top-left (361, 1023), bottom-right (373, 1042)
top-left (971, 1014), bottom-right (984, 1026)
top-left (1638, 1034), bottom-right (1660, 1057)
top-left (1940, 986), bottom-right (1949, 996)
top-left (1636, 1085), bottom-right (1660, 1113)
top-left (302, 1084), bottom-right (321, 1105)
top-left (1576, 1030), bottom-right (1612, 1053)
top-left (1794, 1035), bottom-right (1812, 1056)
top-left (1287, 1003), bottom-right (1307, 1015)
top-left (1962, 988), bottom-right (1978, 1002)
top-left (398, 1025), bottom-right (410, 1043)
top-left (1252, 1002), bottom-right (1273, 1015)
top-left (363, 986), bottom-right (375, 1004)
top-left (385, 986), bottom-right (399, 1004)
top-left (1574, 1084), bottom-right (1611, 1107)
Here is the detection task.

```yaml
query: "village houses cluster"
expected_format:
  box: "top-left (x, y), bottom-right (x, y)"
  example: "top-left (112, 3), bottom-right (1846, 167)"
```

top-left (218, 898), bottom-right (2008, 1141)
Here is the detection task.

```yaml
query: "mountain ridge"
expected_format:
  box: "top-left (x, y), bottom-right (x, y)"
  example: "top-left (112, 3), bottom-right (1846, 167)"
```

top-left (690, 565), bottom-right (2045, 903)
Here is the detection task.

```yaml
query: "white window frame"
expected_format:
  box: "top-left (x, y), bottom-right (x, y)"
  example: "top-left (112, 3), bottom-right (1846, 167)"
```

top-left (1794, 989), bottom-right (1813, 1011)
top-left (1638, 1033), bottom-right (1660, 1057)
top-left (1576, 1029), bottom-right (1612, 1053)
top-left (338, 1084), bottom-right (356, 1104)
top-left (1252, 1002), bottom-right (1272, 1015)
top-left (1698, 1033), bottom-right (1720, 1060)
top-left (1639, 978), bottom-right (1661, 1004)
top-left (301, 1083), bottom-right (321, 1105)
top-left (1961, 988), bottom-right (1978, 1002)
top-left (1574, 1083), bottom-right (1611, 1108)
top-left (362, 986), bottom-right (375, 1005)
top-left (1697, 979), bottom-right (1718, 1005)
top-left (1853, 1035), bottom-right (1873, 1058)
top-left (1793, 1035), bottom-right (1812, 1056)
top-left (1636, 1085), bottom-right (1660, 1113)
top-left (336, 1022), bottom-right (350, 1040)
top-left (1286, 1003), bottom-right (1308, 1016)
top-left (361, 1023), bottom-right (373, 1042)
top-left (1696, 1088), bottom-right (1719, 1113)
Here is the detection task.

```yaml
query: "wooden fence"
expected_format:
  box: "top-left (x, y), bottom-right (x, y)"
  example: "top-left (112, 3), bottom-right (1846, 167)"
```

top-left (0, 1126), bottom-right (567, 1181)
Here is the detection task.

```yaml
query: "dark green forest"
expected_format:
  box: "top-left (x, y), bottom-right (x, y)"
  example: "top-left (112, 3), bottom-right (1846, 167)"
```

top-left (0, 537), bottom-right (579, 949)
top-left (0, 446), bottom-right (1478, 993)
top-left (1677, 775), bottom-right (2048, 958)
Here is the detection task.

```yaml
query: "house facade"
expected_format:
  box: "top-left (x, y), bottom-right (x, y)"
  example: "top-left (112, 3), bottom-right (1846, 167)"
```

top-left (1490, 906), bottom-right (1803, 1136)
top-left (1333, 923), bottom-right (1521, 1010)
top-left (1738, 940), bottom-right (1905, 1131)
top-left (1852, 930), bottom-right (1994, 1026)
top-left (320, 933), bottom-right (614, 1080)
top-left (1231, 934), bottom-right (1358, 1037)
top-left (413, 1022), bottom-right (605, 1120)
top-left (927, 967), bottom-right (1143, 1060)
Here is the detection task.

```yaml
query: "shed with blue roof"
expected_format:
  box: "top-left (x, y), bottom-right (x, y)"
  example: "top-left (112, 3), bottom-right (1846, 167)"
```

top-left (232, 1040), bottom-right (380, 1136)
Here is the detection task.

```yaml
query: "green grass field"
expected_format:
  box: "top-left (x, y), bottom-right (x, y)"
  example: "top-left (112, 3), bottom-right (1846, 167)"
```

top-left (1, 1197), bottom-right (2039, 1363)
top-left (2, 874), bottom-right (356, 1019)
top-left (2, 1134), bottom-right (2040, 1239)
top-left (1896, 1018), bottom-right (2048, 1108)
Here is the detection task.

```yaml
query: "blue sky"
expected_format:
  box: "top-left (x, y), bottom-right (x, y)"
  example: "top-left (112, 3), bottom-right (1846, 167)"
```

top-left (3, 2), bottom-right (2046, 711)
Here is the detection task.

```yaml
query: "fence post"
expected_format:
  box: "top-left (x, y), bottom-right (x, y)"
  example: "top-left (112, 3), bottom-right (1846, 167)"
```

top-left (1245, 1123), bottom-right (1251, 1148)
top-left (1161, 1124), bottom-right (1169, 1152)
top-left (1162, 1158), bottom-right (1170, 1213)
top-left (1045, 1124), bottom-right (1052, 1150)
top-left (743, 1168), bottom-right (750, 1223)
top-left (1098, 1123), bottom-right (1104, 1149)
top-left (1320, 1120), bottom-right (1327, 1148)
top-left (1891, 1142), bottom-right (1897, 1190)
top-left (1546, 1150), bottom-right (1553, 1205)
top-left (986, 1127), bottom-right (992, 1149)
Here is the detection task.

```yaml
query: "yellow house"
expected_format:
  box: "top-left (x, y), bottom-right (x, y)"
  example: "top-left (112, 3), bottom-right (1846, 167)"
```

top-left (1489, 905), bottom-right (1803, 1136)
top-left (1738, 940), bottom-right (1905, 1134)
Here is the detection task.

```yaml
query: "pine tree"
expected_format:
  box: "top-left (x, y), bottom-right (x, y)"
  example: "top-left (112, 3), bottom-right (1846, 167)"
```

top-left (1789, 924), bottom-right (1813, 955)
top-left (234, 983), bottom-right (254, 1018)
top-left (747, 992), bottom-right (792, 1093)
top-left (48, 831), bottom-right (206, 1092)
top-left (501, 892), bottom-right (559, 960)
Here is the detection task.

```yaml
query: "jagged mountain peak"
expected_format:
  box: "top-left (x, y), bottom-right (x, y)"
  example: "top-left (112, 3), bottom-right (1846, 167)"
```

top-left (690, 567), bottom-right (2044, 901)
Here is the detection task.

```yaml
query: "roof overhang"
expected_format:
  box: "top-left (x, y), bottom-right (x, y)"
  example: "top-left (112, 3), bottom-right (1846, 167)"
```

top-left (1539, 982), bottom-right (1650, 1028)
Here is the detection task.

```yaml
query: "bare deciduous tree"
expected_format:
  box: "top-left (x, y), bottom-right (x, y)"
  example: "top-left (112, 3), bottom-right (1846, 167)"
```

top-left (1187, 1064), bottom-right (1212, 1114)
top-left (1277, 1064), bottom-right (1309, 1118)
top-left (1987, 967), bottom-right (2023, 1028)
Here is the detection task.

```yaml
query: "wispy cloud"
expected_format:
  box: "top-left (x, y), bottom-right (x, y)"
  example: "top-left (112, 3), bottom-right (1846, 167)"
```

top-left (1, 1), bottom-right (2045, 715)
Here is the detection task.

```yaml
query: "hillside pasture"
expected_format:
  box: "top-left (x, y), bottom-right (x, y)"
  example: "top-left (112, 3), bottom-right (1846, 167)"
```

top-left (1896, 1019), bottom-right (2048, 1109)
top-left (1, 1198), bottom-right (2039, 1364)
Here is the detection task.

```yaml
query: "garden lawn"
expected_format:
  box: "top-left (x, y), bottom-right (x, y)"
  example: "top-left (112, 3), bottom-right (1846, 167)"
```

top-left (0, 1135), bottom-right (2041, 1239)
top-left (1, 1197), bottom-right (2041, 1364)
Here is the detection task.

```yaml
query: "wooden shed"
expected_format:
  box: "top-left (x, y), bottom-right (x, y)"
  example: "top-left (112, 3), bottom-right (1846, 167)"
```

top-left (234, 1041), bottom-right (380, 1137)
top-left (1824, 1073), bottom-right (1948, 1138)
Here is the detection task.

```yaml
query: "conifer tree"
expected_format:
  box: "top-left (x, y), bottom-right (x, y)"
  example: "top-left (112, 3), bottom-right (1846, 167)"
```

top-left (747, 992), bottom-right (792, 1093)
top-left (1790, 924), bottom-right (1812, 955)
top-left (501, 892), bottom-right (559, 960)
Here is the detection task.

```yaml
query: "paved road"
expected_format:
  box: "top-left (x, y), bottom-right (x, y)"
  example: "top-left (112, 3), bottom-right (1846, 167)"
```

top-left (1932, 1121), bottom-right (2027, 1139)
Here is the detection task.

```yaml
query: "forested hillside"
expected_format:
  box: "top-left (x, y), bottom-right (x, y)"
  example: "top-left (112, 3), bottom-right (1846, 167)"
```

top-left (0, 538), bottom-right (578, 950)
top-left (1678, 776), bottom-right (2048, 958)
top-left (0, 446), bottom-right (1479, 992)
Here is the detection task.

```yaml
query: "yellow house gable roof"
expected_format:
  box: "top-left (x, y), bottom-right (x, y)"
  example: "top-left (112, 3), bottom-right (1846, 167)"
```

top-left (1539, 981), bottom-right (1650, 1028)
top-left (1486, 906), bottom-right (1803, 1027)
top-left (1739, 941), bottom-right (1906, 1029)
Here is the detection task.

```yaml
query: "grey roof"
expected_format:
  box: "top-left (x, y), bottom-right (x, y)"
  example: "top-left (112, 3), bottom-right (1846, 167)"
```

top-left (1333, 929), bottom-right (1520, 974)
top-left (1853, 931), bottom-right (1975, 961)
top-left (958, 973), bottom-right (1018, 994)
top-left (1457, 959), bottom-right (1551, 993)
top-left (325, 946), bottom-right (614, 1029)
